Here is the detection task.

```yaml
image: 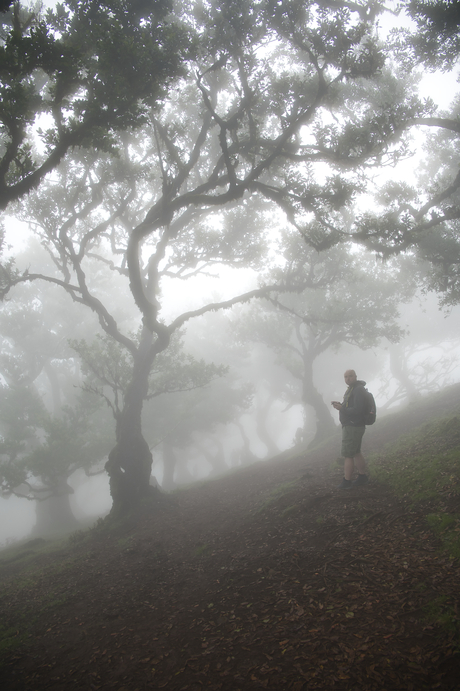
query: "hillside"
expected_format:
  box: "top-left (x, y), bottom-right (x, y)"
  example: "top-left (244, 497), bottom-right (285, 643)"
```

top-left (1, 385), bottom-right (460, 690)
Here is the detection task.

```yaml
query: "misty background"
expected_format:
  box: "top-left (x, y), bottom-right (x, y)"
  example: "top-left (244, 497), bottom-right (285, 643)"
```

top-left (1, 0), bottom-right (460, 545)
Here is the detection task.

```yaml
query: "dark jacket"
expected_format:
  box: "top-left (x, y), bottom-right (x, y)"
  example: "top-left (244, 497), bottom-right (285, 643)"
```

top-left (339, 380), bottom-right (367, 427)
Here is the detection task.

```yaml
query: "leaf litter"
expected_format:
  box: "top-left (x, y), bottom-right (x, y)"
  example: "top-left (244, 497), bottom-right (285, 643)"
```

top-left (0, 386), bottom-right (460, 690)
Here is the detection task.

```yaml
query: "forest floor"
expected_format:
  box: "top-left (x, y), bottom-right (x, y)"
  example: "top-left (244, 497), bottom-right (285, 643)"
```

top-left (0, 386), bottom-right (460, 690)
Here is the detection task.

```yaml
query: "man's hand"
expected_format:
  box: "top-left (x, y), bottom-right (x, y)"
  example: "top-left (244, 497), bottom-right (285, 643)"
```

top-left (331, 401), bottom-right (342, 410)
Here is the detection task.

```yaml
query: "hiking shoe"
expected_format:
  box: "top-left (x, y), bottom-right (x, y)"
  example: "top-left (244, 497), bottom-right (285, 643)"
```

top-left (337, 478), bottom-right (352, 490)
top-left (352, 474), bottom-right (369, 487)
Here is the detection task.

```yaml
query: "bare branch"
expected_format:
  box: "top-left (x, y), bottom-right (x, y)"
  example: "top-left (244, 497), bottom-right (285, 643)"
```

top-left (168, 280), bottom-right (308, 334)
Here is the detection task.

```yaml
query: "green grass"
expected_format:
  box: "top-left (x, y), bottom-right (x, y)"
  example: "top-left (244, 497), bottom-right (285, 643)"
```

top-left (0, 623), bottom-right (29, 656)
top-left (0, 523), bottom-right (119, 664)
top-left (369, 415), bottom-right (460, 503)
top-left (270, 480), bottom-right (298, 496)
top-left (0, 576), bottom-right (70, 661)
top-left (0, 593), bottom-right (70, 659)
top-left (255, 480), bottom-right (299, 515)
top-left (423, 594), bottom-right (460, 643)
top-left (280, 504), bottom-right (299, 517)
top-left (0, 537), bottom-right (70, 571)
top-left (427, 512), bottom-right (460, 559)
top-left (369, 414), bottom-right (460, 559)
top-left (193, 543), bottom-right (210, 557)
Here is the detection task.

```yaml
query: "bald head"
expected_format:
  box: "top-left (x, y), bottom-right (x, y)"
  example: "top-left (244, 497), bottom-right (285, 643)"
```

top-left (344, 370), bottom-right (357, 386)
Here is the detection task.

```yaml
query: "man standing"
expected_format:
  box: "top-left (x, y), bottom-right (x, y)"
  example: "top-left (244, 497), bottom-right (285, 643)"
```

top-left (332, 370), bottom-right (369, 489)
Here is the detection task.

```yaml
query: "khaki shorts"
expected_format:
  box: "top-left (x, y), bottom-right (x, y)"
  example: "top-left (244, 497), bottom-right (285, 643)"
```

top-left (341, 425), bottom-right (365, 458)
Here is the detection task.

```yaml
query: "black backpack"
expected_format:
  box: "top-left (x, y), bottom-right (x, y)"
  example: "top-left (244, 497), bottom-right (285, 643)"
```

top-left (364, 389), bottom-right (377, 425)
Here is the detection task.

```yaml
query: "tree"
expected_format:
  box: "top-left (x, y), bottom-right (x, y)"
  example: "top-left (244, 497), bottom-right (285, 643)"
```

top-left (187, 306), bottom-right (306, 460)
top-left (402, 0), bottom-right (460, 71)
top-left (0, 257), bottom-right (115, 534)
top-left (378, 339), bottom-right (460, 408)
top-left (20, 394), bottom-right (113, 536)
top-left (0, 378), bottom-right (45, 494)
top-left (409, 101), bottom-right (460, 306)
top-left (0, 0), bottom-right (189, 210)
top-left (235, 236), bottom-right (412, 445)
top-left (373, 293), bottom-right (460, 409)
top-left (348, 0), bottom-right (460, 302)
top-left (0, 381), bottom-right (114, 536)
top-left (352, 95), bottom-right (460, 304)
top-left (71, 327), bottom-right (247, 489)
top-left (72, 328), bottom-right (228, 434)
top-left (145, 374), bottom-right (253, 489)
top-left (0, 348), bottom-right (114, 536)
top-left (2, 0), bottom-right (423, 511)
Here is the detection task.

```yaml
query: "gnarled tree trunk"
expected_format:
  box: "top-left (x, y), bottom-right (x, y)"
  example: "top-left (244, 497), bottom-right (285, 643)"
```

top-left (302, 361), bottom-right (337, 448)
top-left (105, 337), bottom-right (158, 511)
top-left (255, 392), bottom-right (280, 459)
top-left (161, 440), bottom-right (178, 492)
top-left (31, 479), bottom-right (79, 538)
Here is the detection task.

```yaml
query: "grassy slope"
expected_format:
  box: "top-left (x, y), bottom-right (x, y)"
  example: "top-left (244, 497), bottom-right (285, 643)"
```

top-left (368, 397), bottom-right (460, 558)
top-left (0, 383), bottom-right (460, 671)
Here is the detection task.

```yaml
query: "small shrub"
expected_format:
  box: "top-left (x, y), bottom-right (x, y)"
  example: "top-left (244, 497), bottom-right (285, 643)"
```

top-left (193, 543), bottom-right (210, 557)
top-left (281, 505), bottom-right (298, 517)
top-left (68, 530), bottom-right (86, 544)
top-left (424, 595), bottom-right (460, 643)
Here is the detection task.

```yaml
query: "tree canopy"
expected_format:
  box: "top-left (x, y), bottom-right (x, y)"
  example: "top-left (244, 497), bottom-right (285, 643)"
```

top-left (404, 0), bottom-right (460, 71)
top-left (0, 0), bottom-right (190, 209)
top-left (349, 0), bottom-right (460, 305)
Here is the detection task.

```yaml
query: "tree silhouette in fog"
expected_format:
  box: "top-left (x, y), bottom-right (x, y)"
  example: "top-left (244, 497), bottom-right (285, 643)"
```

top-left (352, 0), bottom-right (460, 299)
top-left (0, 267), bottom-right (114, 533)
top-left (235, 236), bottom-right (412, 446)
top-left (0, 0), bottom-right (437, 512)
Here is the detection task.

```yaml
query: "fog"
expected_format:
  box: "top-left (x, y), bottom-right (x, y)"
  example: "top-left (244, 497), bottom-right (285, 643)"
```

top-left (2, 231), bottom-right (460, 548)
top-left (1, 0), bottom-right (460, 548)
top-left (2, 225), bottom-right (460, 547)
top-left (1, 266), bottom-right (459, 547)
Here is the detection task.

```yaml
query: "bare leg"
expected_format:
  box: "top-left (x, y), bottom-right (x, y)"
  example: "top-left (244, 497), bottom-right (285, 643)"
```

top-left (344, 453), bottom-right (366, 480)
top-left (343, 457), bottom-right (354, 480)
top-left (354, 452), bottom-right (366, 475)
